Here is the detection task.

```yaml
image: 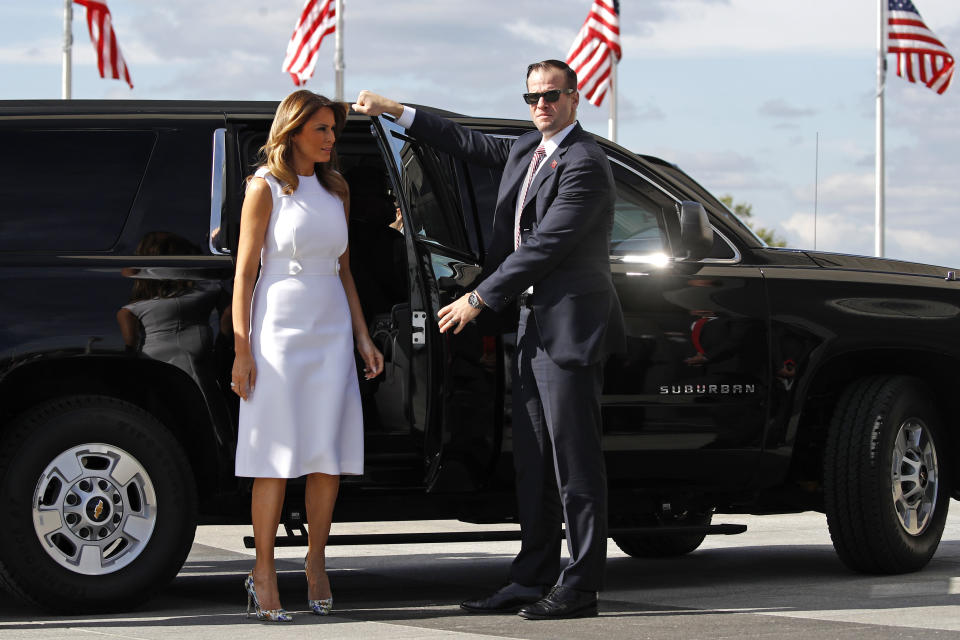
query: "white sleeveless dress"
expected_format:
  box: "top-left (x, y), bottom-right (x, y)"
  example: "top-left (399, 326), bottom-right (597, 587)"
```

top-left (235, 167), bottom-right (364, 478)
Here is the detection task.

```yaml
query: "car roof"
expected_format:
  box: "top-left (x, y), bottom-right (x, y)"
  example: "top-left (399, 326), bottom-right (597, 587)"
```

top-left (0, 99), bottom-right (479, 120)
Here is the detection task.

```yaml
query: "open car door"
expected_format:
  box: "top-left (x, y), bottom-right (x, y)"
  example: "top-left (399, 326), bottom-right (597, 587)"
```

top-left (371, 115), bottom-right (502, 492)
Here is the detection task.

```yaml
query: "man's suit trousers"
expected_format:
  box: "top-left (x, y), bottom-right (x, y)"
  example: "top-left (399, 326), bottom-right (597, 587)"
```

top-left (509, 305), bottom-right (608, 591)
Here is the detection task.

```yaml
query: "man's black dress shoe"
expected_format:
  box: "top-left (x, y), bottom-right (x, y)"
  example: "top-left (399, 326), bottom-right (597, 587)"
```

top-left (460, 583), bottom-right (546, 613)
top-left (518, 585), bottom-right (598, 620)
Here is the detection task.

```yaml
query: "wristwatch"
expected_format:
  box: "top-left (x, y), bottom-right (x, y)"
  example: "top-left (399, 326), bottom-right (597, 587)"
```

top-left (468, 290), bottom-right (485, 310)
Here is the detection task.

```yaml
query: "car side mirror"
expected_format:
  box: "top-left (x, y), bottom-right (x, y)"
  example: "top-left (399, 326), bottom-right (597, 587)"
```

top-left (678, 201), bottom-right (714, 261)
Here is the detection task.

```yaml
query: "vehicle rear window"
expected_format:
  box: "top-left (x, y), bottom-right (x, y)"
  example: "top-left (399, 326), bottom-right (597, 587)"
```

top-left (0, 130), bottom-right (155, 251)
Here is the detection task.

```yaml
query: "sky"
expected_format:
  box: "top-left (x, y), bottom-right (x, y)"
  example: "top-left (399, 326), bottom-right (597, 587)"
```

top-left (3, 0), bottom-right (960, 267)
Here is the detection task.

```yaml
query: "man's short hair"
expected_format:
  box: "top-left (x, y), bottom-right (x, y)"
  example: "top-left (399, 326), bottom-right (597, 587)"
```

top-left (526, 60), bottom-right (578, 90)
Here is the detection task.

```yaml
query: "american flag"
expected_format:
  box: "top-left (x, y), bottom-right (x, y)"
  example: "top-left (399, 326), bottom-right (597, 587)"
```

top-left (72, 0), bottom-right (133, 89)
top-left (887, 0), bottom-right (954, 94)
top-left (566, 0), bottom-right (621, 106)
top-left (282, 0), bottom-right (336, 87)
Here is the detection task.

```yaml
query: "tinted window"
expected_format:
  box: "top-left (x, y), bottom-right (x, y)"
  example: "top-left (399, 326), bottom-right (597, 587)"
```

top-left (385, 128), bottom-right (468, 252)
top-left (0, 130), bottom-right (155, 251)
top-left (457, 161), bottom-right (502, 259)
top-left (610, 163), bottom-right (671, 257)
top-left (706, 229), bottom-right (737, 260)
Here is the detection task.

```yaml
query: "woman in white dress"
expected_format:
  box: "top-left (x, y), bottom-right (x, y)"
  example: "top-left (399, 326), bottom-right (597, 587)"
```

top-left (231, 90), bottom-right (383, 622)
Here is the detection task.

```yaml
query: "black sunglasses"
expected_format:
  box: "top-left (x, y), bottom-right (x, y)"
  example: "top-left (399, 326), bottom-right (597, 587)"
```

top-left (522, 88), bottom-right (576, 105)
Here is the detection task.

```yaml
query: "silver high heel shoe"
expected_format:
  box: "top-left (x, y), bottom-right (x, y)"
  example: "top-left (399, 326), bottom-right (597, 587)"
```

top-left (244, 572), bottom-right (294, 622)
top-left (305, 559), bottom-right (333, 615)
top-left (309, 596), bottom-right (333, 616)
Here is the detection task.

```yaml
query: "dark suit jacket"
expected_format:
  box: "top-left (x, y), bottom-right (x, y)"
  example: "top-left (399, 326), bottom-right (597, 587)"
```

top-left (409, 110), bottom-right (626, 367)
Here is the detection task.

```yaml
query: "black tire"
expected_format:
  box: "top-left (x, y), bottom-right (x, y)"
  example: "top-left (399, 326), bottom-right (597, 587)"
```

top-left (824, 375), bottom-right (949, 574)
top-left (0, 395), bottom-right (198, 612)
top-left (612, 510), bottom-right (712, 558)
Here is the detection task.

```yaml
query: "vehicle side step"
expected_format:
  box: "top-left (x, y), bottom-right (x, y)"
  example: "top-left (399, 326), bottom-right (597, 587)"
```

top-left (242, 523), bottom-right (746, 548)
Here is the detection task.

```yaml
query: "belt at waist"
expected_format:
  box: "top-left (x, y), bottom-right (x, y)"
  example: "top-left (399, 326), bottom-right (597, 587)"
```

top-left (260, 258), bottom-right (340, 276)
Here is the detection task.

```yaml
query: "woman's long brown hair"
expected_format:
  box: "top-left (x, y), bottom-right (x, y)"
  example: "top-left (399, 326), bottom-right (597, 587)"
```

top-left (261, 90), bottom-right (349, 202)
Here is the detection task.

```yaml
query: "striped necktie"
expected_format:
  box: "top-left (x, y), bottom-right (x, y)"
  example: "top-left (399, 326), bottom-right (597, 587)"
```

top-left (515, 144), bottom-right (546, 250)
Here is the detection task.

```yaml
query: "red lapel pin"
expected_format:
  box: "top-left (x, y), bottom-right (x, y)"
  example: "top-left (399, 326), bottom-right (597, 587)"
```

top-left (550, 160), bottom-right (558, 169)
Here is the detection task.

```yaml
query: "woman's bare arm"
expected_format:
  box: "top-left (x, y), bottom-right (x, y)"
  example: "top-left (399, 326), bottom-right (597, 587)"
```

top-left (231, 178), bottom-right (272, 400)
top-left (338, 193), bottom-right (384, 379)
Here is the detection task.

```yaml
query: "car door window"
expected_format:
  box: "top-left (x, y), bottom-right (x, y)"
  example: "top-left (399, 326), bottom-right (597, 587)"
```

top-left (609, 162), bottom-right (673, 259)
top-left (383, 128), bottom-right (470, 253)
top-left (457, 162), bottom-right (502, 259)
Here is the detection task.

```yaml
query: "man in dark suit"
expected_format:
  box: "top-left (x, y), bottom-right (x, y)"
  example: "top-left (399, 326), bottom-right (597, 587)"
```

top-left (353, 59), bottom-right (625, 620)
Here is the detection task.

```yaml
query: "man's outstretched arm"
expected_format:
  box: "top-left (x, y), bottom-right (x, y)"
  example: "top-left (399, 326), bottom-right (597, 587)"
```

top-left (353, 91), bottom-right (513, 168)
top-left (352, 91), bottom-right (405, 119)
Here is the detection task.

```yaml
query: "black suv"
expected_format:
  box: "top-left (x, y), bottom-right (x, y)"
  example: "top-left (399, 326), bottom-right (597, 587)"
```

top-left (1, 100), bottom-right (956, 612)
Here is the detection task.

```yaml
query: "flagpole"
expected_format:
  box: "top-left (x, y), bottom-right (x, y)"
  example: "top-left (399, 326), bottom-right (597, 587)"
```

top-left (608, 57), bottom-right (617, 142)
top-left (62, 0), bottom-right (73, 99)
top-left (334, 0), bottom-right (344, 101)
top-left (875, 0), bottom-right (886, 257)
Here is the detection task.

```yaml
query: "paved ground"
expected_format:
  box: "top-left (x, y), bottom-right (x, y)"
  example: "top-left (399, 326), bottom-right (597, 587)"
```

top-left (4, 507), bottom-right (960, 639)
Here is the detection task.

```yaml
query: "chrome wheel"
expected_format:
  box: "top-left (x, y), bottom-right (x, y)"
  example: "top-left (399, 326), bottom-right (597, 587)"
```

top-left (891, 418), bottom-right (939, 536)
top-left (32, 443), bottom-right (157, 575)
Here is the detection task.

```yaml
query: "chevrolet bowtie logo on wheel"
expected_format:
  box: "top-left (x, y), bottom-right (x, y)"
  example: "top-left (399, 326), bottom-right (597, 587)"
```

top-left (87, 498), bottom-right (108, 523)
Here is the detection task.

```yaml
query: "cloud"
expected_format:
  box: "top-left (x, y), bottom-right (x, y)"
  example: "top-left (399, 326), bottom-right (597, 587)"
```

top-left (618, 97), bottom-right (666, 123)
top-left (669, 149), bottom-right (759, 172)
top-left (4, 0), bottom-right (744, 101)
top-left (759, 99), bottom-right (816, 118)
top-left (782, 210), bottom-right (960, 267)
top-left (778, 163), bottom-right (960, 266)
top-left (893, 227), bottom-right (960, 260)
top-left (622, 0), bottom-right (905, 55)
top-left (659, 148), bottom-right (792, 193)
top-left (504, 19), bottom-right (576, 48)
top-left (0, 37), bottom-right (149, 67)
top-left (116, 0), bottom-right (604, 105)
top-left (0, 41), bottom-right (62, 64)
top-left (797, 171), bottom-right (873, 213)
top-left (782, 211), bottom-right (871, 254)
